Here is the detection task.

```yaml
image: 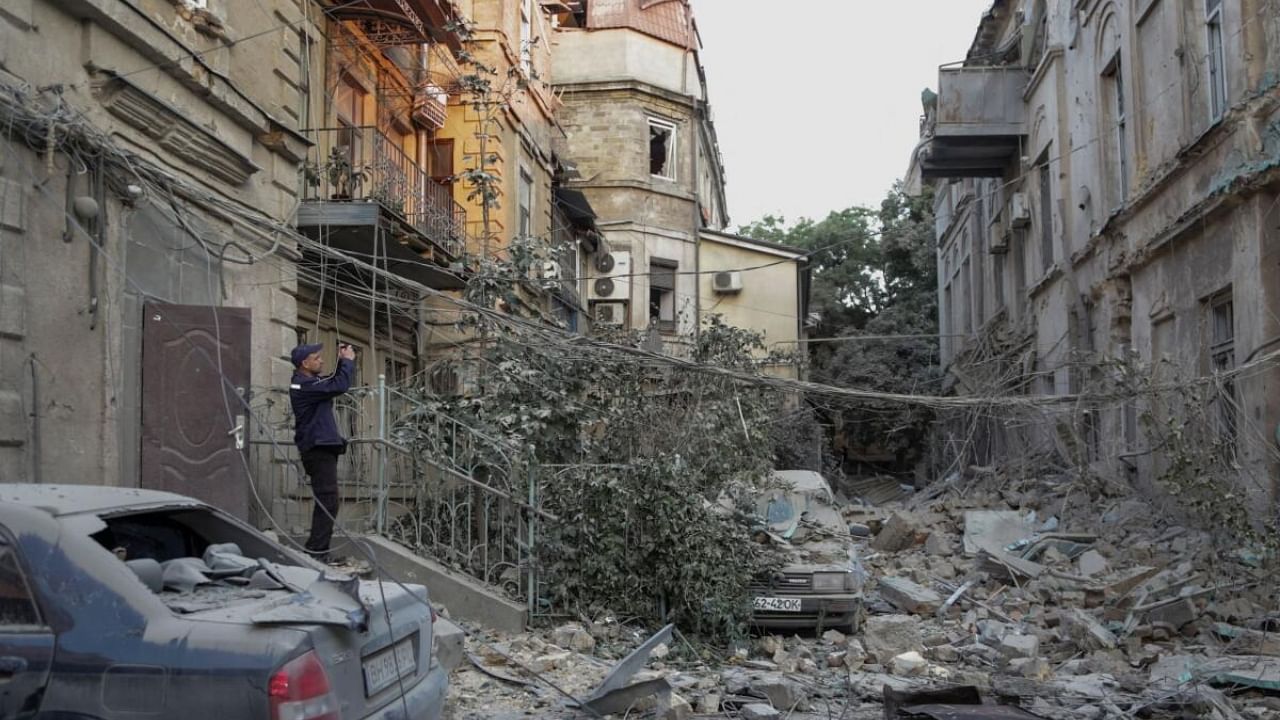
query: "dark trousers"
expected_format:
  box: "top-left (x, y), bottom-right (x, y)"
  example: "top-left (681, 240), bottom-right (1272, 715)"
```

top-left (301, 446), bottom-right (341, 558)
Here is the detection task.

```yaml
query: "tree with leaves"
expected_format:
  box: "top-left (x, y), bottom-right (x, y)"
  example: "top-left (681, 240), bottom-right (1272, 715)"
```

top-left (741, 185), bottom-right (941, 474)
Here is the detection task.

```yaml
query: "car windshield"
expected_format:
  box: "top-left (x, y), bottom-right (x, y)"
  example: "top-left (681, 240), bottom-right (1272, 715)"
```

top-left (755, 492), bottom-right (809, 534)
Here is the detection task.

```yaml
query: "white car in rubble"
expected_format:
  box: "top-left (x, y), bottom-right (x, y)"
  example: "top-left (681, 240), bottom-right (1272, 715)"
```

top-left (746, 470), bottom-right (865, 632)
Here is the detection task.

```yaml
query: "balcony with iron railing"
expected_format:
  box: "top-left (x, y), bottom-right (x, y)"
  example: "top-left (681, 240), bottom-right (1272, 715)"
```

top-left (297, 126), bottom-right (468, 287)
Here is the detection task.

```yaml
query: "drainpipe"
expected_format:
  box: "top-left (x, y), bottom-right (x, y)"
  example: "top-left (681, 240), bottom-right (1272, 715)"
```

top-left (28, 355), bottom-right (40, 485)
top-left (692, 105), bottom-right (701, 342)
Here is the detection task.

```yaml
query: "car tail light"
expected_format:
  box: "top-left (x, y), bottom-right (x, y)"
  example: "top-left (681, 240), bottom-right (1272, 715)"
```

top-left (269, 650), bottom-right (340, 720)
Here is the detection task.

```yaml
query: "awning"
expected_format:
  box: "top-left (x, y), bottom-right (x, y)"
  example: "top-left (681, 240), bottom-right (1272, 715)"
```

top-left (554, 187), bottom-right (597, 229)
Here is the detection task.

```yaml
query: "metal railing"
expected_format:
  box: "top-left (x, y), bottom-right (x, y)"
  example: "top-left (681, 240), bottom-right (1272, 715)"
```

top-left (249, 378), bottom-right (545, 612)
top-left (375, 380), bottom-right (547, 613)
top-left (302, 126), bottom-right (467, 257)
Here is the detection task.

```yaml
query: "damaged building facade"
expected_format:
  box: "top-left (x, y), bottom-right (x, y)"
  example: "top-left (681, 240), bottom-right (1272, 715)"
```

top-left (912, 0), bottom-right (1280, 504)
top-left (0, 0), bottom-right (311, 516)
top-left (551, 1), bottom-right (808, 372)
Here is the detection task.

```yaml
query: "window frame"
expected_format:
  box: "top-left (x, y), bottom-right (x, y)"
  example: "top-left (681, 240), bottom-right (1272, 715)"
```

top-left (1101, 54), bottom-right (1129, 211)
top-left (520, 0), bottom-right (534, 76)
top-left (1205, 0), bottom-right (1228, 122)
top-left (517, 166), bottom-right (534, 238)
top-left (648, 258), bottom-right (678, 333)
top-left (1037, 151), bottom-right (1054, 272)
top-left (647, 117), bottom-right (678, 181)
top-left (1206, 289), bottom-right (1237, 447)
top-left (0, 537), bottom-right (44, 629)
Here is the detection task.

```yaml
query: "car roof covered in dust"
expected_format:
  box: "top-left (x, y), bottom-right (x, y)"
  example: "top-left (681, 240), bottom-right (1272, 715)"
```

top-left (0, 484), bottom-right (202, 517)
top-left (770, 470), bottom-right (833, 495)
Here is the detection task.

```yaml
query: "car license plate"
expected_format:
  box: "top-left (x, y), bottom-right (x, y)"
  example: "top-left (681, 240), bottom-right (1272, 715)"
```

top-left (363, 635), bottom-right (417, 696)
top-left (753, 596), bottom-right (802, 612)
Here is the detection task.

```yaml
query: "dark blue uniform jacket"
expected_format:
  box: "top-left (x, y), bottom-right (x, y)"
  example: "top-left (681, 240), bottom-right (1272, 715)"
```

top-left (290, 357), bottom-right (354, 453)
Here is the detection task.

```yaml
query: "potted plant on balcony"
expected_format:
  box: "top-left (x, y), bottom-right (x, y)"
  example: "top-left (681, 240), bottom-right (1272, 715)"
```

top-left (302, 145), bottom-right (369, 200)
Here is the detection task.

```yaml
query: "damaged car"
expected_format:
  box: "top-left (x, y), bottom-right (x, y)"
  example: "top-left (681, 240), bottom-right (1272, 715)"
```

top-left (0, 484), bottom-right (447, 720)
top-left (746, 470), bottom-right (865, 632)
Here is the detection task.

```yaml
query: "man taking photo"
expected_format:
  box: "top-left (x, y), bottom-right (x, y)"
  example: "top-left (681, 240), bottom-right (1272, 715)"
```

top-left (289, 341), bottom-right (356, 563)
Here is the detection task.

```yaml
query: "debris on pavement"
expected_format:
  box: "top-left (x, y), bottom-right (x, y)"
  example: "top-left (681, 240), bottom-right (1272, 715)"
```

top-left (438, 465), bottom-right (1280, 719)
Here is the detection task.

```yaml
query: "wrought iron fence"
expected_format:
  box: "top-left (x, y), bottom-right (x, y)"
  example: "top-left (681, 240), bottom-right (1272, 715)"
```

top-left (248, 376), bottom-right (549, 613)
top-left (302, 126), bottom-right (467, 257)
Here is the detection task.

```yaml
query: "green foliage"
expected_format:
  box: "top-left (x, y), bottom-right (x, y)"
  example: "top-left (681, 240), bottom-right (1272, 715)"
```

top-left (1114, 357), bottom-right (1278, 552)
top-left (739, 185), bottom-right (941, 470)
top-left (404, 318), bottom-right (785, 640)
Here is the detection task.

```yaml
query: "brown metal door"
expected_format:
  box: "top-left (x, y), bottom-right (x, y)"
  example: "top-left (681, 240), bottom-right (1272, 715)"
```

top-left (140, 303), bottom-right (252, 519)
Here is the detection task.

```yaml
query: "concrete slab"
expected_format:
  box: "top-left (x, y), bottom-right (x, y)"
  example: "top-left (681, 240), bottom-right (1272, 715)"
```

top-left (358, 534), bottom-right (527, 634)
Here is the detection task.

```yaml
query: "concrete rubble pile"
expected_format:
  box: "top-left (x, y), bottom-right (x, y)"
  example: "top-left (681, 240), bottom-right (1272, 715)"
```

top-left (440, 468), bottom-right (1279, 719)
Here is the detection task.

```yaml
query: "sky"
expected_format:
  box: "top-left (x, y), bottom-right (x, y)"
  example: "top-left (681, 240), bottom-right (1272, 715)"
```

top-left (692, 0), bottom-right (993, 229)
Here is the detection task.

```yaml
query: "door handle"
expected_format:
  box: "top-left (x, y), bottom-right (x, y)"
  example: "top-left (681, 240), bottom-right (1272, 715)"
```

top-left (228, 415), bottom-right (246, 450)
top-left (0, 655), bottom-right (28, 676)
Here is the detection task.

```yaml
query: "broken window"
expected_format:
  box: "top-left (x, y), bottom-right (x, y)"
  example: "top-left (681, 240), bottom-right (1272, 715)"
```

top-left (0, 542), bottom-right (40, 626)
top-left (649, 259), bottom-right (677, 333)
top-left (1102, 55), bottom-right (1129, 210)
top-left (1038, 151), bottom-right (1054, 272)
top-left (648, 118), bottom-right (676, 180)
top-left (1207, 290), bottom-right (1237, 447)
top-left (1206, 0), bottom-right (1227, 121)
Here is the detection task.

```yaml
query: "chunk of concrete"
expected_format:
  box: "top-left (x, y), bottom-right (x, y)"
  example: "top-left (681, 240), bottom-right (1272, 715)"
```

top-left (1000, 633), bottom-right (1041, 660)
top-left (1077, 549), bottom-right (1109, 577)
top-left (822, 628), bottom-right (847, 646)
top-left (1144, 598), bottom-right (1198, 629)
top-left (928, 644), bottom-right (959, 663)
top-left (864, 614), bottom-right (924, 662)
top-left (963, 510), bottom-right (1033, 555)
top-left (433, 617), bottom-right (466, 672)
top-left (552, 623), bottom-right (597, 653)
top-left (740, 704), bottom-right (782, 720)
top-left (1010, 657), bottom-right (1053, 680)
top-left (879, 577), bottom-right (943, 615)
top-left (531, 651), bottom-right (572, 672)
top-left (658, 692), bottom-right (693, 720)
top-left (750, 675), bottom-right (805, 711)
top-left (890, 651), bottom-right (928, 676)
top-left (873, 512), bottom-right (923, 552)
top-left (1061, 608), bottom-right (1117, 650)
top-left (925, 532), bottom-right (955, 557)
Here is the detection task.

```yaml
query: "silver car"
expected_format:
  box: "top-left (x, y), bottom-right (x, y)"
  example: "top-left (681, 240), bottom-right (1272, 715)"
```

top-left (0, 484), bottom-right (447, 720)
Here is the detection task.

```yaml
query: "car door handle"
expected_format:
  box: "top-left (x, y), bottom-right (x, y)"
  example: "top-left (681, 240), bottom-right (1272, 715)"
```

top-left (0, 656), bottom-right (28, 677)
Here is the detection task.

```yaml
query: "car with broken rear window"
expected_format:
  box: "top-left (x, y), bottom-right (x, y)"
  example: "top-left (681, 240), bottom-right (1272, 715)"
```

top-left (0, 484), bottom-right (447, 720)
top-left (746, 470), bottom-right (864, 633)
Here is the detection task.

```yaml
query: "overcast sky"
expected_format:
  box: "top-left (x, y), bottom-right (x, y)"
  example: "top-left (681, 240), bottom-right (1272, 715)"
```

top-left (692, 0), bottom-right (992, 229)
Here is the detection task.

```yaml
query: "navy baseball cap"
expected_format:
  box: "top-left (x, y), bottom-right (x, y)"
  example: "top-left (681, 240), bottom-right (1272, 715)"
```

top-left (291, 343), bottom-right (324, 367)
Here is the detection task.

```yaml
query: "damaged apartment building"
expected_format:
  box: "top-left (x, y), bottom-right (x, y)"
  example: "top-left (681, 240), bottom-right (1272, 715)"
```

top-left (910, 0), bottom-right (1280, 501)
top-left (551, 0), bottom-right (810, 376)
top-left (0, 0), bottom-right (313, 514)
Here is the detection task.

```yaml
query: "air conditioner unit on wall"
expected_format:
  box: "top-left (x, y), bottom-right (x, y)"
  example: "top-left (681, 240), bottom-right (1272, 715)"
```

top-left (712, 270), bottom-right (743, 293)
top-left (588, 251), bottom-right (632, 301)
top-left (593, 301), bottom-right (627, 326)
top-left (1010, 192), bottom-right (1032, 229)
top-left (541, 261), bottom-right (561, 281)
